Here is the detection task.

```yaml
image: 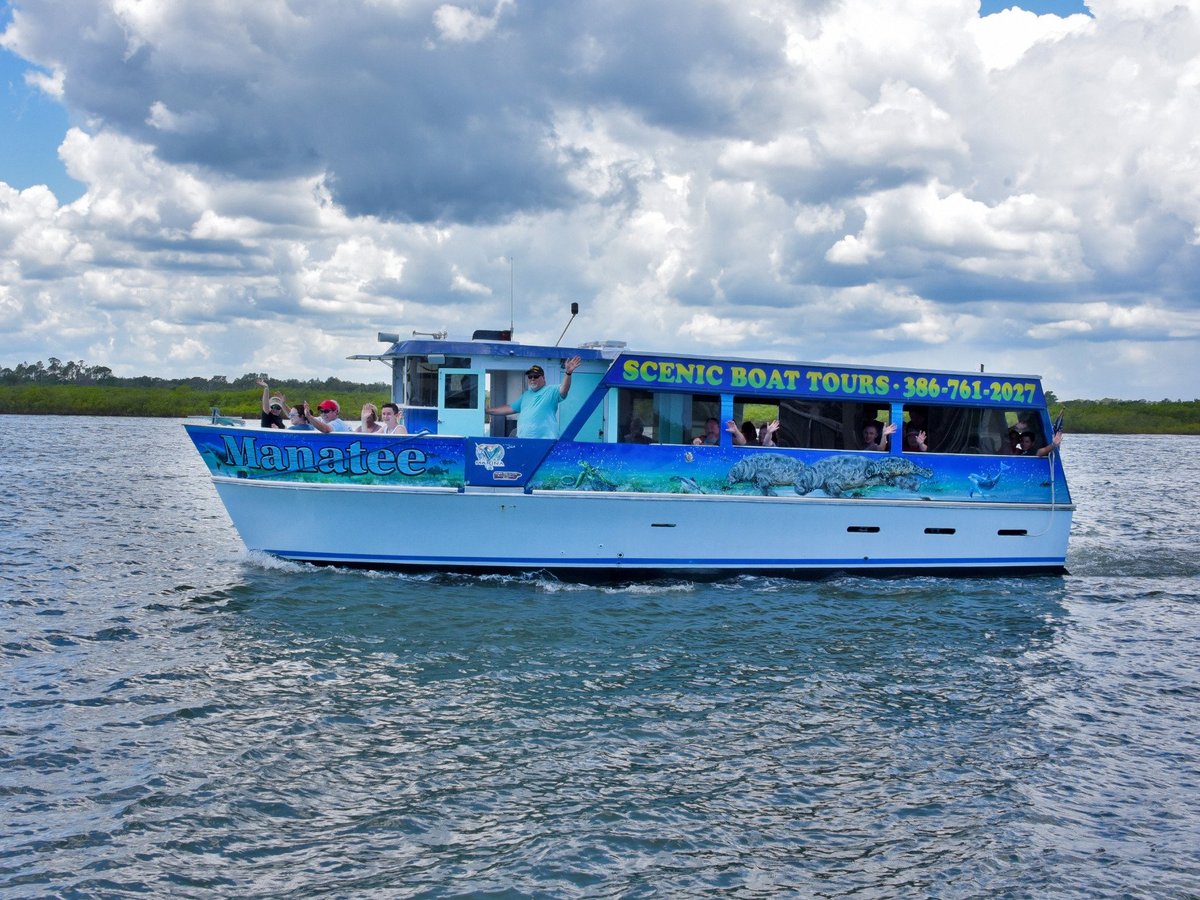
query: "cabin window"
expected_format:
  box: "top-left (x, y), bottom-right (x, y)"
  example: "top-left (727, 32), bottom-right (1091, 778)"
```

top-left (403, 356), bottom-right (470, 407)
top-left (736, 399), bottom-right (892, 450)
top-left (584, 387), bottom-right (721, 444)
top-left (443, 372), bottom-right (480, 409)
top-left (902, 404), bottom-right (1016, 454)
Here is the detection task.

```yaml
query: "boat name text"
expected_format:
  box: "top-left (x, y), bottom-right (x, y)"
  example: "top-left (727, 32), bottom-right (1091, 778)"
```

top-left (222, 435), bottom-right (428, 476)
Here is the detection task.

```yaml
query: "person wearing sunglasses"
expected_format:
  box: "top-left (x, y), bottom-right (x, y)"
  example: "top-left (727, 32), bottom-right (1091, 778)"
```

top-left (485, 356), bottom-right (582, 439)
top-left (256, 378), bottom-right (288, 429)
top-left (303, 398), bottom-right (352, 433)
top-left (287, 405), bottom-right (314, 430)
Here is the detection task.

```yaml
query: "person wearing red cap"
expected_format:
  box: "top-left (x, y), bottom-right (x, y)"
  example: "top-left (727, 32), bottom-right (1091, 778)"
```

top-left (486, 356), bottom-right (582, 438)
top-left (302, 398), bottom-right (352, 433)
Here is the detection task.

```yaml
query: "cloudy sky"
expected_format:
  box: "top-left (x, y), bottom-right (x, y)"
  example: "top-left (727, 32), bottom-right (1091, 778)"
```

top-left (2, 0), bottom-right (1197, 399)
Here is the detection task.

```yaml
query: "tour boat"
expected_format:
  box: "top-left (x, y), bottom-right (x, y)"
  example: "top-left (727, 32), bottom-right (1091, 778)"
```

top-left (183, 330), bottom-right (1073, 577)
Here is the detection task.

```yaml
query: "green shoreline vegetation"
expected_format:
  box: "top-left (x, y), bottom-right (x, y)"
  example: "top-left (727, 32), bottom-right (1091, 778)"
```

top-left (0, 359), bottom-right (388, 420)
top-left (2, 358), bottom-right (1199, 434)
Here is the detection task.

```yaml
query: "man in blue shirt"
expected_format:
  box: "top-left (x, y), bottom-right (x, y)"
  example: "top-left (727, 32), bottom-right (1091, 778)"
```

top-left (486, 357), bottom-right (582, 438)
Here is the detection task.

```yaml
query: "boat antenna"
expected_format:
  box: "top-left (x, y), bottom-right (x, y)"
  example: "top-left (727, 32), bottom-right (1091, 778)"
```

top-left (508, 255), bottom-right (515, 339)
top-left (555, 302), bottom-right (580, 346)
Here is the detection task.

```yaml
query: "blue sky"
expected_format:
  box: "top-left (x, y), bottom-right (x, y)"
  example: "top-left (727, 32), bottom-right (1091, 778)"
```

top-left (1, 0), bottom-right (1197, 400)
top-left (979, 0), bottom-right (1090, 14)
top-left (0, 42), bottom-right (84, 201)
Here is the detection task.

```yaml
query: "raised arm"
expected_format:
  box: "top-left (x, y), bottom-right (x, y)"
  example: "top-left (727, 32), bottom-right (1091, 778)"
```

top-left (559, 356), bottom-right (582, 399)
top-left (257, 378), bottom-right (272, 415)
top-left (881, 422), bottom-right (897, 450)
top-left (1036, 431), bottom-right (1063, 457)
top-left (303, 402), bottom-right (332, 433)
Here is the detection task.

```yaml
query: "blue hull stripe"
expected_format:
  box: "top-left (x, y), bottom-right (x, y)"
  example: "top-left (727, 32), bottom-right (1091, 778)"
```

top-left (266, 549), bottom-right (1066, 568)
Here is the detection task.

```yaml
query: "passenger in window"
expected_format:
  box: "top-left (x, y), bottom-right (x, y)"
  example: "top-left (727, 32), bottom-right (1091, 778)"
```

top-left (862, 421), bottom-right (897, 451)
top-left (904, 427), bottom-right (928, 452)
top-left (624, 417), bottom-right (653, 444)
top-left (741, 421), bottom-right (759, 445)
top-left (727, 419), bottom-right (747, 445)
top-left (1003, 427), bottom-right (1021, 454)
top-left (758, 419), bottom-right (780, 447)
top-left (1018, 430), bottom-right (1062, 457)
top-left (693, 418), bottom-right (721, 445)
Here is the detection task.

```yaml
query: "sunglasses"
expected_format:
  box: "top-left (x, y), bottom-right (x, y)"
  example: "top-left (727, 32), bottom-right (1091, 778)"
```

top-left (270, 404), bottom-right (282, 411)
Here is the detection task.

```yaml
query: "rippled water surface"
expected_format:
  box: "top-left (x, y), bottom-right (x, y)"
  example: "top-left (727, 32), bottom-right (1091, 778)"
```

top-left (2, 419), bottom-right (1198, 897)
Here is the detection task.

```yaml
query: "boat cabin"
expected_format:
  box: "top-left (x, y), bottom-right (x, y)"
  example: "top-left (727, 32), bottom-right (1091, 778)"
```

top-left (352, 331), bottom-right (621, 438)
top-left (356, 333), bottom-right (1055, 456)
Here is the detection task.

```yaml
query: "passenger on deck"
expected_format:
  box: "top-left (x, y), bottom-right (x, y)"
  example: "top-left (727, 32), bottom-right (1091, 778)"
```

top-left (904, 427), bottom-right (928, 452)
top-left (624, 417), bottom-right (653, 444)
top-left (287, 405), bottom-right (314, 430)
top-left (355, 403), bottom-right (382, 434)
top-left (304, 399), bottom-right (353, 433)
top-left (256, 378), bottom-right (287, 429)
top-left (380, 403), bottom-right (407, 435)
top-left (862, 421), bottom-right (897, 451)
top-left (485, 356), bottom-right (582, 439)
top-left (1018, 431), bottom-right (1063, 457)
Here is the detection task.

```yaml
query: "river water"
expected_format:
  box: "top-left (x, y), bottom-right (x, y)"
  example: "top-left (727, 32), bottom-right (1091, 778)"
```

top-left (2, 418), bottom-right (1198, 897)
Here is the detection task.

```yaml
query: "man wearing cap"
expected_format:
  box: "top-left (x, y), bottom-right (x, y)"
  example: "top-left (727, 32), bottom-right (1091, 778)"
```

top-left (486, 356), bottom-right (582, 439)
top-left (303, 398), bottom-right (353, 433)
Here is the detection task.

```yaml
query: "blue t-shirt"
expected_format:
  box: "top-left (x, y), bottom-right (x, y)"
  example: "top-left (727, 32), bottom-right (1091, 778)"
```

top-left (510, 385), bottom-right (563, 439)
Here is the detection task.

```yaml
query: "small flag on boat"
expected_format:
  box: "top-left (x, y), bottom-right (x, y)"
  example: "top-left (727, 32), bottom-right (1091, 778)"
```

top-left (1053, 408), bottom-right (1065, 434)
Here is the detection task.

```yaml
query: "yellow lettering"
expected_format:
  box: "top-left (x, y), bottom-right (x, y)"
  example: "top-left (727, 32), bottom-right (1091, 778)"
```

top-left (807, 371), bottom-right (821, 391)
top-left (623, 360), bottom-right (640, 381)
top-left (731, 366), bottom-right (747, 388)
top-left (705, 365), bottom-right (724, 386)
top-left (640, 360), bottom-right (659, 381)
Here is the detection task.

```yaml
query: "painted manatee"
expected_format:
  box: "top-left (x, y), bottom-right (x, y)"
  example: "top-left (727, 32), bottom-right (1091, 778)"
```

top-left (727, 453), bottom-right (808, 495)
top-left (793, 456), bottom-right (933, 497)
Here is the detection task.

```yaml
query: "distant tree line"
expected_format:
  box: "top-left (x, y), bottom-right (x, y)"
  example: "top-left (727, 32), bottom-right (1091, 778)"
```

top-left (0, 358), bottom-right (390, 418)
top-left (1, 359), bottom-right (1198, 433)
top-left (0, 358), bottom-right (384, 393)
top-left (1045, 392), bottom-right (1200, 435)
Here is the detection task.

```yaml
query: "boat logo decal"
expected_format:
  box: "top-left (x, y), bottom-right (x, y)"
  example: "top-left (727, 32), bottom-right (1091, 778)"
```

top-left (475, 443), bottom-right (506, 471)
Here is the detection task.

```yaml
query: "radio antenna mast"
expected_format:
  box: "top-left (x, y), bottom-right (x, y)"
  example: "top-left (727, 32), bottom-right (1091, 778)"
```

top-left (556, 302), bottom-right (580, 346)
top-left (508, 255), bottom-right (515, 338)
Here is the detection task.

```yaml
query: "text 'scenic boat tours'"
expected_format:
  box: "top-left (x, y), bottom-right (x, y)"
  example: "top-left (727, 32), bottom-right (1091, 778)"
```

top-left (184, 328), bottom-right (1072, 577)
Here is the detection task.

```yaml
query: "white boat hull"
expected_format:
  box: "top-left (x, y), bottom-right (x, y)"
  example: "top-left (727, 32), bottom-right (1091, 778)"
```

top-left (214, 476), bottom-right (1071, 575)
